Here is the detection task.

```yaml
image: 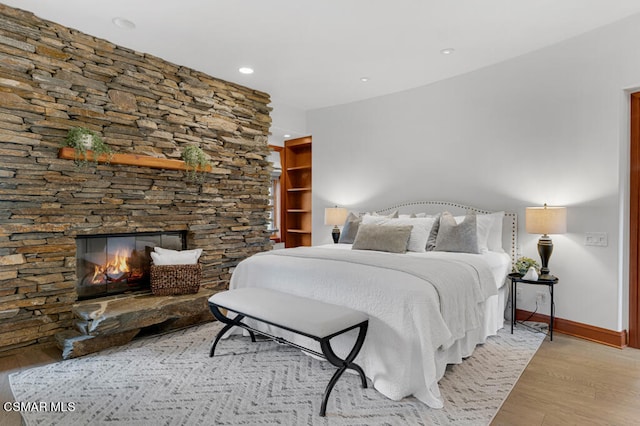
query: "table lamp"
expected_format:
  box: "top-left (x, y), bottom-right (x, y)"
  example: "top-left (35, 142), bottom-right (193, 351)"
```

top-left (324, 207), bottom-right (348, 243)
top-left (525, 204), bottom-right (567, 280)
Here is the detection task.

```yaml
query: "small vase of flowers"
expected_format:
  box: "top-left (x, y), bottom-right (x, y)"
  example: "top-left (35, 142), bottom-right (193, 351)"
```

top-left (513, 257), bottom-right (540, 276)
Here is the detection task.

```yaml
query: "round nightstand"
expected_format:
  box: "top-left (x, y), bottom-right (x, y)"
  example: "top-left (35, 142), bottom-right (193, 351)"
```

top-left (509, 273), bottom-right (559, 340)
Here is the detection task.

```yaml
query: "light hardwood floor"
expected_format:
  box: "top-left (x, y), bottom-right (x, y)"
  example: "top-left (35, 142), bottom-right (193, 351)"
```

top-left (492, 333), bottom-right (640, 426)
top-left (0, 344), bottom-right (61, 426)
top-left (1, 332), bottom-right (639, 425)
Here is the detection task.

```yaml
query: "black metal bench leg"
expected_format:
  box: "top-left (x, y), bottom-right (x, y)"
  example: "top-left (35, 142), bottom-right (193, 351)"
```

top-left (318, 322), bottom-right (368, 416)
top-left (208, 304), bottom-right (256, 357)
top-left (320, 365), bottom-right (347, 417)
top-left (210, 323), bottom-right (237, 357)
top-left (347, 363), bottom-right (367, 389)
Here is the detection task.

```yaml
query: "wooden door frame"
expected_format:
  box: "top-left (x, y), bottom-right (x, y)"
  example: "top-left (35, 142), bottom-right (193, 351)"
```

top-left (630, 92), bottom-right (640, 348)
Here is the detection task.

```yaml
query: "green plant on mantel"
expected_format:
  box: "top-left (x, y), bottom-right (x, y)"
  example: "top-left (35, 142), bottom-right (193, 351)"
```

top-left (181, 145), bottom-right (210, 182)
top-left (62, 127), bottom-right (113, 167)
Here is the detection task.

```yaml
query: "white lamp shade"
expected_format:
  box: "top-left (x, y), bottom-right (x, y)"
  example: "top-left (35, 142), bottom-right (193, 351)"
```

top-left (525, 205), bottom-right (567, 235)
top-left (324, 207), bottom-right (348, 226)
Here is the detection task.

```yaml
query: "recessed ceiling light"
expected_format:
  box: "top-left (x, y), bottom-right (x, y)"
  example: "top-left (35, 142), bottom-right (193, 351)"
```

top-left (112, 17), bottom-right (136, 30)
top-left (283, 134), bottom-right (291, 138)
top-left (440, 48), bottom-right (455, 55)
top-left (239, 67), bottom-right (254, 75)
top-left (360, 77), bottom-right (370, 82)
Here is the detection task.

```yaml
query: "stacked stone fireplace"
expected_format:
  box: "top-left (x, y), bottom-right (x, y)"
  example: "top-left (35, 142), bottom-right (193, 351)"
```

top-left (0, 4), bottom-right (273, 354)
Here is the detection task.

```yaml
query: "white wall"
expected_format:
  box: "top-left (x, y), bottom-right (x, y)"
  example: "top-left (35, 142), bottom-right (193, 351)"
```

top-left (268, 99), bottom-right (307, 147)
top-left (307, 13), bottom-right (640, 332)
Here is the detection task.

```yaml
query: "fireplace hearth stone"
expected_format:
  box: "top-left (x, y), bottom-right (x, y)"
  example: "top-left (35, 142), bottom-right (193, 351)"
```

top-left (55, 289), bottom-right (214, 359)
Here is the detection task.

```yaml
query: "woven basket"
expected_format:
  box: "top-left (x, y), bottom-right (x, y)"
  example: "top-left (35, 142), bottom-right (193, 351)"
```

top-left (150, 264), bottom-right (201, 296)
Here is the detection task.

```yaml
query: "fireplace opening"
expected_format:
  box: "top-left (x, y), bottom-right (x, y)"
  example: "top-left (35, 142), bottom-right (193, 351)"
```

top-left (76, 231), bottom-right (186, 300)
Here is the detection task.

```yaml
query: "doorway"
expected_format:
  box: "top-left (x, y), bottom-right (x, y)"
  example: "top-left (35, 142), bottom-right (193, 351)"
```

top-left (629, 91), bottom-right (640, 348)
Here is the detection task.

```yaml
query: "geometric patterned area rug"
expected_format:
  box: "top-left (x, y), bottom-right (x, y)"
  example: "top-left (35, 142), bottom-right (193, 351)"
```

top-left (10, 321), bottom-right (544, 426)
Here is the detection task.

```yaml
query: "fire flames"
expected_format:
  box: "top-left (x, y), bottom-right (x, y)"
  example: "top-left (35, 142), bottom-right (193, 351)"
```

top-left (92, 249), bottom-right (131, 284)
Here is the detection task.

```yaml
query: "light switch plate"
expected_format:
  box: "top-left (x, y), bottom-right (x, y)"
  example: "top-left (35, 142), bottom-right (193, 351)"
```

top-left (585, 232), bottom-right (608, 247)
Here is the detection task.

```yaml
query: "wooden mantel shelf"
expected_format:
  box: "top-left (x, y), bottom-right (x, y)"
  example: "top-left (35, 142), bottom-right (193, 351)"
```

top-left (58, 147), bottom-right (212, 172)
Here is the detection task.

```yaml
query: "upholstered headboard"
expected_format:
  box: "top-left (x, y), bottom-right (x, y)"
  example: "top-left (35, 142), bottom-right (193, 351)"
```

top-left (375, 201), bottom-right (518, 265)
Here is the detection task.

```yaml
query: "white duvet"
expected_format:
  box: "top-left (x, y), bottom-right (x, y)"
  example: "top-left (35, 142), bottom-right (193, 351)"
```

top-left (229, 244), bottom-right (510, 408)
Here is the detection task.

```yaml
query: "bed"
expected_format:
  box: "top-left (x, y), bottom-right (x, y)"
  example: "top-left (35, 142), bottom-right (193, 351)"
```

top-left (228, 201), bottom-right (517, 408)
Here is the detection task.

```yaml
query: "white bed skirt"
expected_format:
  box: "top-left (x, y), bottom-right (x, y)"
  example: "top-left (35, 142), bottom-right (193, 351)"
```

top-left (434, 284), bottom-right (507, 379)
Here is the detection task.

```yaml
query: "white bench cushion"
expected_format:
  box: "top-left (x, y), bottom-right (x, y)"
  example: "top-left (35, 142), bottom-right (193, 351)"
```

top-left (209, 288), bottom-right (368, 339)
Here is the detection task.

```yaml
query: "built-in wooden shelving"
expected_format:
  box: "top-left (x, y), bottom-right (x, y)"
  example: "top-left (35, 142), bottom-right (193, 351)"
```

top-left (283, 136), bottom-right (312, 248)
top-left (287, 165), bottom-right (311, 171)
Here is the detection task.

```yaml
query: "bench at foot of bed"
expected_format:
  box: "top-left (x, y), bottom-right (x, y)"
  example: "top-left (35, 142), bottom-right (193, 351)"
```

top-left (208, 287), bottom-right (369, 417)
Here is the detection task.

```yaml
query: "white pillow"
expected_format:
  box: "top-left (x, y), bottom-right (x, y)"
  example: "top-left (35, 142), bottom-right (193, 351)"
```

top-left (362, 215), bottom-right (436, 253)
top-left (151, 247), bottom-right (202, 265)
top-left (362, 214), bottom-right (387, 225)
top-left (154, 247), bottom-right (203, 259)
top-left (484, 211), bottom-right (505, 252)
top-left (454, 212), bottom-right (504, 253)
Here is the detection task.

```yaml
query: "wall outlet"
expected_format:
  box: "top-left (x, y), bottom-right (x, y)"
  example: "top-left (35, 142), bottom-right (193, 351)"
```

top-left (585, 232), bottom-right (608, 247)
top-left (536, 291), bottom-right (546, 304)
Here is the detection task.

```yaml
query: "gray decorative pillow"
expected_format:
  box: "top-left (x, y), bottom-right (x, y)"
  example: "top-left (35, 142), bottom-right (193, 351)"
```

top-left (434, 212), bottom-right (480, 254)
top-left (352, 224), bottom-right (413, 253)
top-left (338, 212), bottom-right (361, 244)
top-left (426, 213), bottom-right (441, 251)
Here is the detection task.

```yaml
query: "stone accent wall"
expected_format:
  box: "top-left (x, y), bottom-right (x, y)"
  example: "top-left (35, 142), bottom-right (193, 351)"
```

top-left (0, 5), bottom-right (272, 352)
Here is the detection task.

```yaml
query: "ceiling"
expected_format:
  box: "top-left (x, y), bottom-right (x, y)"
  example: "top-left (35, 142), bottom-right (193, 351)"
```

top-left (4, 0), bottom-right (640, 111)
